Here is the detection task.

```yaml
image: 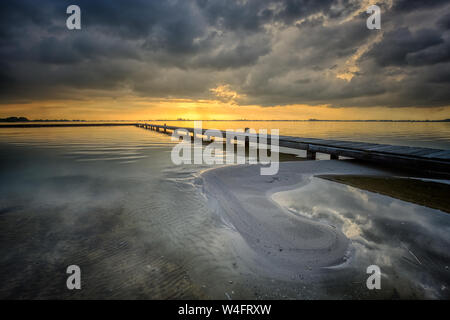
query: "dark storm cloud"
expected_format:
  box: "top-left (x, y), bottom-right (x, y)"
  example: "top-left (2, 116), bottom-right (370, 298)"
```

top-left (367, 28), bottom-right (444, 67)
top-left (392, 0), bottom-right (449, 12)
top-left (437, 12), bottom-right (450, 30)
top-left (0, 0), bottom-right (449, 108)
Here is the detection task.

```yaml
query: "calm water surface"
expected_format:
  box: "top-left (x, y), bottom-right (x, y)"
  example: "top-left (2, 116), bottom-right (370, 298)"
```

top-left (0, 123), bottom-right (449, 299)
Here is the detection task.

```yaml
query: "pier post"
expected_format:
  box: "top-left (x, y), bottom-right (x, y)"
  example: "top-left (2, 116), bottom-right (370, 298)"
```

top-left (244, 128), bottom-right (250, 149)
top-left (306, 150), bottom-right (316, 160)
top-left (330, 154), bottom-right (339, 160)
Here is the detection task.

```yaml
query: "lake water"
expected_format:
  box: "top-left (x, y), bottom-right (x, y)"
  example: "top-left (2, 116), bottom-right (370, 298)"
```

top-left (0, 122), bottom-right (449, 299)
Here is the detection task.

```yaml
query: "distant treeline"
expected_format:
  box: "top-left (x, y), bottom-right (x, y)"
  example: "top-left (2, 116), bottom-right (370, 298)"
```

top-left (2, 117), bottom-right (449, 123)
top-left (0, 117), bottom-right (29, 122)
top-left (0, 117), bottom-right (85, 122)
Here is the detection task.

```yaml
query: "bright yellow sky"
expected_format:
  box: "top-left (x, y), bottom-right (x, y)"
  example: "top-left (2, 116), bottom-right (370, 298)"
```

top-left (1, 97), bottom-right (449, 121)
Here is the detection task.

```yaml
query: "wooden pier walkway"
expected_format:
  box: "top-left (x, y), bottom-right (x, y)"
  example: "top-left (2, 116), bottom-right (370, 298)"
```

top-left (137, 123), bottom-right (450, 175)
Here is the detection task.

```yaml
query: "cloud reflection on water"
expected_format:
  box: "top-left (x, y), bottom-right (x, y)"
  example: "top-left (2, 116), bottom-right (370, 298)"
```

top-left (272, 177), bottom-right (450, 298)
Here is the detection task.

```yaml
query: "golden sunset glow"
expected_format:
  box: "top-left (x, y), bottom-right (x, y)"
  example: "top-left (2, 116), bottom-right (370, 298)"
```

top-left (2, 98), bottom-right (449, 121)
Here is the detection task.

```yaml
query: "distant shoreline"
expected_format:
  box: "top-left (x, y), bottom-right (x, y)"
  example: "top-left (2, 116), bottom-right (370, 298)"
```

top-left (1, 118), bottom-right (449, 123)
top-left (1, 119), bottom-right (449, 129)
top-left (0, 123), bottom-right (136, 128)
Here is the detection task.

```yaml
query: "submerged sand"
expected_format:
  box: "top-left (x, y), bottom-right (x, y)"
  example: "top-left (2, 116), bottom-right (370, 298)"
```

top-left (200, 160), bottom-right (389, 281)
top-left (317, 175), bottom-right (450, 213)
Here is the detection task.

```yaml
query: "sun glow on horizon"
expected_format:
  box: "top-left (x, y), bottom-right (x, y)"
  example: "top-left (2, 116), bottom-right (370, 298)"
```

top-left (1, 97), bottom-right (449, 121)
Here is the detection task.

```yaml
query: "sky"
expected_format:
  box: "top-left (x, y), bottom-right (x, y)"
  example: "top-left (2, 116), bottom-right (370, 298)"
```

top-left (0, 0), bottom-right (449, 120)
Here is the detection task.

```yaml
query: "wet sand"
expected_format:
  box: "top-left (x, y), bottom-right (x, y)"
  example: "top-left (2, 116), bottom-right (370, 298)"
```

top-left (200, 160), bottom-right (450, 298)
top-left (200, 160), bottom-right (387, 280)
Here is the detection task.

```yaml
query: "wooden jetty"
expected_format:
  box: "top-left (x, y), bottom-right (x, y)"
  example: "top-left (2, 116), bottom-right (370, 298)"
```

top-left (137, 123), bottom-right (450, 175)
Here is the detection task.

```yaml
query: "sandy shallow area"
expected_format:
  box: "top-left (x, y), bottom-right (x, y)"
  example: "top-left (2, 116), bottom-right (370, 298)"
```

top-left (200, 160), bottom-right (450, 299)
top-left (200, 160), bottom-right (388, 280)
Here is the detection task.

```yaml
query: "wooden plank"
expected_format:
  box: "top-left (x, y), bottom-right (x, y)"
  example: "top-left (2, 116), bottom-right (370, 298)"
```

top-left (365, 145), bottom-right (401, 152)
top-left (423, 150), bottom-right (450, 159)
top-left (375, 146), bottom-right (423, 155)
top-left (389, 148), bottom-right (434, 156)
top-left (328, 142), bottom-right (380, 150)
top-left (352, 143), bottom-right (386, 150)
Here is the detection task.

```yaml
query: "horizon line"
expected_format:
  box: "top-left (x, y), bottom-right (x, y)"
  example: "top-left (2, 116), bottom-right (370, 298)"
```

top-left (1, 116), bottom-right (450, 123)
